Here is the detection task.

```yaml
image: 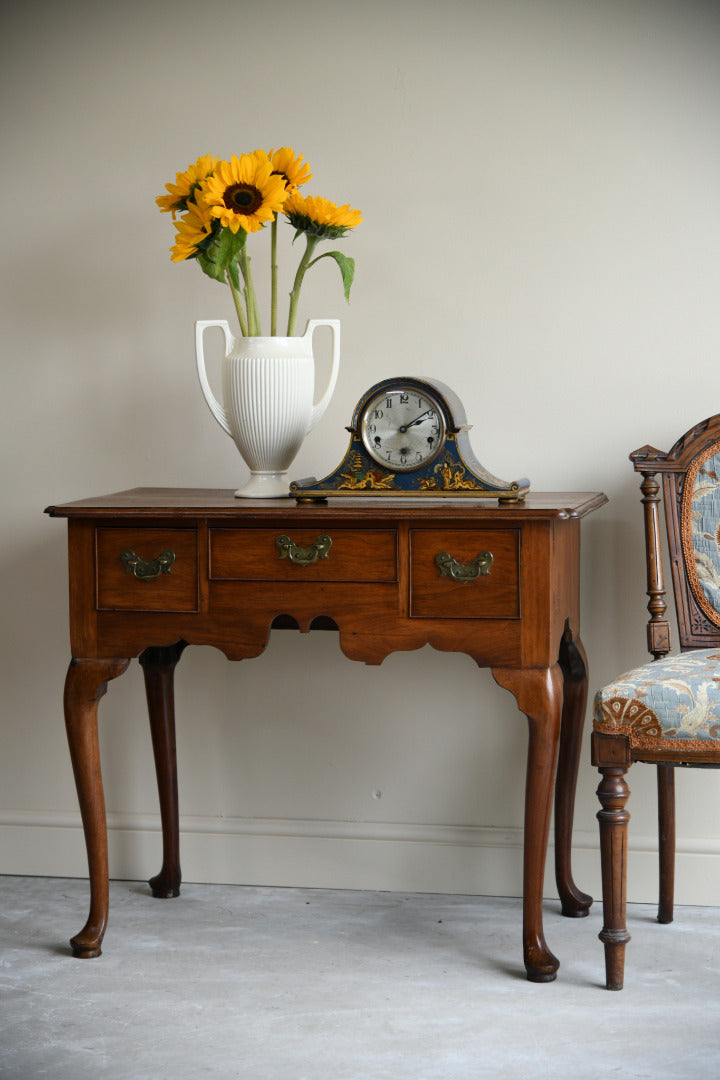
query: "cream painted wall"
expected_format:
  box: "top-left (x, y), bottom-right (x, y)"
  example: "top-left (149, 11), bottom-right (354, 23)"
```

top-left (2, 0), bottom-right (720, 907)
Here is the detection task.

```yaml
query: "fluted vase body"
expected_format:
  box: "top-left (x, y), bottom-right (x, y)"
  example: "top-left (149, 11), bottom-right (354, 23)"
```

top-left (195, 319), bottom-right (340, 498)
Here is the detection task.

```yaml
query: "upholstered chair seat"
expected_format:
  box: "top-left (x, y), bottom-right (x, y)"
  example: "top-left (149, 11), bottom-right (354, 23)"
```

top-left (594, 649), bottom-right (720, 748)
top-left (592, 416), bottom-right (720, 990)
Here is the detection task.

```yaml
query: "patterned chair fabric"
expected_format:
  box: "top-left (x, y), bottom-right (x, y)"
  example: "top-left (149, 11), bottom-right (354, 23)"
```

top-left (593, 649), bottom-right (720, 751)
top-left (685, 444), bottom-right (720, 625)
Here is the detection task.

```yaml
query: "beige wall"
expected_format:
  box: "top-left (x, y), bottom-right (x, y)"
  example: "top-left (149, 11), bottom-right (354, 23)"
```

top-left (2, 0), bottom-right (720, 905)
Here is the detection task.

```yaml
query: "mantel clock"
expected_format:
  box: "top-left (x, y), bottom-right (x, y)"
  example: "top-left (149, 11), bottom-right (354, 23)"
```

top-left (290, 376), bottom-right (529, 503)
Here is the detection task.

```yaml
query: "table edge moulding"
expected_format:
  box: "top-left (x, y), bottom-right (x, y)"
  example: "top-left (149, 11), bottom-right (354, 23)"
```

top-left (46, 487), bottom-right (608, 982)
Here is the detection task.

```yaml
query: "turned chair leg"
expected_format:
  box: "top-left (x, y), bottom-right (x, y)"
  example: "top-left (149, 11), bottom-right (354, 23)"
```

top-left (597, 766), bottom-right (631, 990)
top-left (657, 764), bottom-right (676, 924)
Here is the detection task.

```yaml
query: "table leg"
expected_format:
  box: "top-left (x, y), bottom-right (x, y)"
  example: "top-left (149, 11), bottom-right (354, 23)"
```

top-left (139, 642), bottom-right (186, 899)
top-left (64, 657), bottom-right (130, 958)
top-left (492, 664), bottom-right (563, 982)
top-left (556, 628), bottom-right (593, 917)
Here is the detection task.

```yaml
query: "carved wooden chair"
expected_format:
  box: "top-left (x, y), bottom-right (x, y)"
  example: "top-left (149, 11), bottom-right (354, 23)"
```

top-left (592, 414), bottom-right (720, 989)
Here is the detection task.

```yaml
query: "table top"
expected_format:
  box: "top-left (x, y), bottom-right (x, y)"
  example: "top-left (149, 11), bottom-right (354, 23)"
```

top-left (46, 488), bottom-right (608, 522)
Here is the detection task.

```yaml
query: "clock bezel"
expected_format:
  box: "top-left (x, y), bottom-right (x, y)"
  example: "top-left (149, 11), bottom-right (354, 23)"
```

top-left (359, 384), bottom-right (447, 473)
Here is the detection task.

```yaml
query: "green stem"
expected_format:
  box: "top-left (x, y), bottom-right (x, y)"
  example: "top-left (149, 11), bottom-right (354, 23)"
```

top-left (251, 262), bottom-right (261, 335)
top-left (226, 267), bottom-right (248, 337)
top-left (270, 218), bottom-right (278, 336)
top-left (287, 234), bottom-right (320, 336)
top-left (239, 250), bottom-right (261, 335)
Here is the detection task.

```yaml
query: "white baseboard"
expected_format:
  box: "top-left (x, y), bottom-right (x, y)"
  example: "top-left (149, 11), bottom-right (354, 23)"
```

top-left (1, 810), bottom-right (718, 905)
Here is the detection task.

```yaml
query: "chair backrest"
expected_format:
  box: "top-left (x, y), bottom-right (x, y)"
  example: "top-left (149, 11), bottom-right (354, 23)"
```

top-left (631, 414), bottom-right (720, 658)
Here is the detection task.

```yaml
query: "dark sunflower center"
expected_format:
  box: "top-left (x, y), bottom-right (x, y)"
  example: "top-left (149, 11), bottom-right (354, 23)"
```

top-left (224, 183), bottom-right (262, 215)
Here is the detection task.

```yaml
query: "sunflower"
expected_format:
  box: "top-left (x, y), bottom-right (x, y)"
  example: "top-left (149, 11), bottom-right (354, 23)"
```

top-left (202, 153), bottom-right (288, 234)
top-left (170, 198), bottom-right (215, 263)
top-left (283, 192), bottom-right (363, 240)
top-left (266, 147), bottom-right (312, 192)
top-left (156, 154), bottom-right (217, 219)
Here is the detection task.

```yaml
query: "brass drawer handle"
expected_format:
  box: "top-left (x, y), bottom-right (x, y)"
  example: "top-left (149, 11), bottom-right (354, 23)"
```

top-left (435, 550), bottom-right (493, 583)
top-left (275, 533), bottom-right (333, 566)
top-left (120, 549), bottom-right (176, 580)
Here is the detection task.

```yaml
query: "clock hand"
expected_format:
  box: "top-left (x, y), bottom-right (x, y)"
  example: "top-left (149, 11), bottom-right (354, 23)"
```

top-left (408, 410), bottom-right (434, 427)
top-left (398, 410), bottom-right (434, 433)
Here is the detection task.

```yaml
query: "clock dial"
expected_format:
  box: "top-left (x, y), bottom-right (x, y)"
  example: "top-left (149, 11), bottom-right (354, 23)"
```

top-left (360, 387), bottom-right (446, 472)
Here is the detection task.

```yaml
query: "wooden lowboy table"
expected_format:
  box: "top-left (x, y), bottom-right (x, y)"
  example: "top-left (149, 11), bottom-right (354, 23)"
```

top-left (47, 487), bottom-right (606, 981)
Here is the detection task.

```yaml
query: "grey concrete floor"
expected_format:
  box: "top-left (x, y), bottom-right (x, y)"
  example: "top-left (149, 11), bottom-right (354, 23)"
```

top-left (1, 876), bottom-right (719, 1080)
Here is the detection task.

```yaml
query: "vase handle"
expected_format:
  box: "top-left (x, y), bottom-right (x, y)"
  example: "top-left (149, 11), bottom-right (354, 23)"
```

top-left (306, 319), bottom-right (341, 432)
top-left (195, 319), bottom-right (234, 437)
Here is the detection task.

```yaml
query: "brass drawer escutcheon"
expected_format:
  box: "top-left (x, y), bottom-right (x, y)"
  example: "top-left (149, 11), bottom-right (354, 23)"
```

top-left (435, 550), bottom-right (493, 583)
top-left (275, 533), bottom-right (333, 566)
top-left (120, 549), bottom-right (176, 581)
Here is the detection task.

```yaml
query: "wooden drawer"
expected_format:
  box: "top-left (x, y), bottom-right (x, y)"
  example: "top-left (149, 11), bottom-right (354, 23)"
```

top-left (209, 528), bottom-right (397, 582)
top-left (96, 527), bottom-right (198, 611)
top-left (410, 528), bottom-right (520, 618)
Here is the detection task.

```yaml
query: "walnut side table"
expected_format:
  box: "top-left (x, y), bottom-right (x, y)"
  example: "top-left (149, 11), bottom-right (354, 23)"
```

top-left (47, 488), bottom-right (607, 981)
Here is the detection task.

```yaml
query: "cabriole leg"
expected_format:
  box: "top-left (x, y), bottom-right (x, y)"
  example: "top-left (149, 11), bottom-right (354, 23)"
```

top-left (596, 766), bottom-right (631, 990)
top-left (556, 628), bottom-right (593, 917)
top-left (64, 657), bottom-right (130, 958)
top-left (139, 642), bottom-right (186, 899)
top-left (493, 665), bottom-right (563, 982)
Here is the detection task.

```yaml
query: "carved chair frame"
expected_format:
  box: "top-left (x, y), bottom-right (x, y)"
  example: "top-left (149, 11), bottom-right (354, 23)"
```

top-left (592, 413), bottom-right (720, 989)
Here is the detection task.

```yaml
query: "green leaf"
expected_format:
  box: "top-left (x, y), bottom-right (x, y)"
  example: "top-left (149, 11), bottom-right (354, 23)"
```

top-left (196, 250), bottom-right (227, 284)
top-left (214, 226), bottom-right (247, 270)
top-left (195, 225), bottom-right (247, 284)
top-left (310, 251), bottom-right (356, 301)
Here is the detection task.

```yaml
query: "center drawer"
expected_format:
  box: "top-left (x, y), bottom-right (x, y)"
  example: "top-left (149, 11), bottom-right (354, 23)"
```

top-left (209, 528), bottom-right (398, 582)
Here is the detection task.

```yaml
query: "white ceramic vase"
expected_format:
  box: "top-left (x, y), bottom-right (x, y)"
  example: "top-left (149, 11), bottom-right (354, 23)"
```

top-left (195, 319), bottom-right (340, 498)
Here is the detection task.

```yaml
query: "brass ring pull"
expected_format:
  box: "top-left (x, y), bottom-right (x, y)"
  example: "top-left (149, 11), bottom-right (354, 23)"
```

top-left (275, 533), bottom-right (333, 566)
top-left (435, 550), bottom-right (493, 583)
top-left (120, 549), bottom-right (176, 580)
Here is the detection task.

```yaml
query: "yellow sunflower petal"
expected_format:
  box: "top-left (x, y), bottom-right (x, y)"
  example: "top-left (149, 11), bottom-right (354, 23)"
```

top-left (283, 192), bottom-right (362, 238)
top-left (268, 147), bottom-right (313, 192)
top-left (170, 199), bottom-right (214, 262)
top-left (157, 154), bottom-right (218, 218)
